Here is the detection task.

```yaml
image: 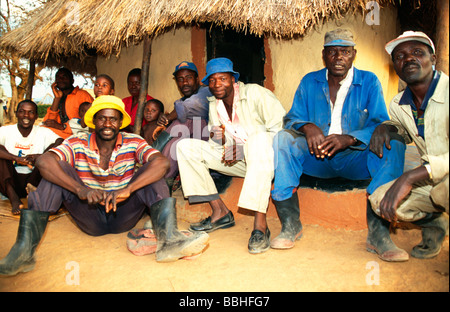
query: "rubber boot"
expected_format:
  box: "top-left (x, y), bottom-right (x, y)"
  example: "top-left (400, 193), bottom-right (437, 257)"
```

top-left (270, 192), bottom-right (303, 249)
top-left (411, 212), bottom-right (449, 259)
top-left (0, 210), bottom-right (50, 276)
top-left (149, 197), bottom-right (209, 262)
top-left (366, 201), bottom-right (409, 262)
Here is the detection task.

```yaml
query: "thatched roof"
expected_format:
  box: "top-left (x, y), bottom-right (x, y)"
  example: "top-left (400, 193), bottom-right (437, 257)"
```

top-left (0, 0), bottom-right (392, 69)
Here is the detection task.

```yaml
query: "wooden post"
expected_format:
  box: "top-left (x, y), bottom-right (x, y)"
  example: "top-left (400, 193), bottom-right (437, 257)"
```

top-left (436, 0), bottom-right (449, 75)
top-left (133, 36), bottom-right (152, 135)
top-left (25, 60), bottom-right (36, 100)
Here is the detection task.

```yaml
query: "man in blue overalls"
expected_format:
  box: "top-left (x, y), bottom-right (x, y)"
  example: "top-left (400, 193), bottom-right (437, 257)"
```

top-left (270, 29), bottom-right (406, 259)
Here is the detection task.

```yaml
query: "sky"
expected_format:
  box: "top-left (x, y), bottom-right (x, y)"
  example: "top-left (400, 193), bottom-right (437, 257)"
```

top-left (0, 0), bottom-right (94, 103)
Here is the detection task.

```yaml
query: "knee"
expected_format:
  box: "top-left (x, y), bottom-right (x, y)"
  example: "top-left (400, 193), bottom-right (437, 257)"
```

top-left (274, 130), bottom-right (296, 150)
top-left (176, 138), bottom-right (207, 163)
top-left (175, 138), bottom-right (191, 158)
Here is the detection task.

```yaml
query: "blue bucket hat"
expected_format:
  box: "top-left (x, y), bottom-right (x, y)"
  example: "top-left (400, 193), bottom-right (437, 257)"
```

top-left (201, 58), bottom-right (240, 85)
top-left (173, 61), bottom-right (198, 76)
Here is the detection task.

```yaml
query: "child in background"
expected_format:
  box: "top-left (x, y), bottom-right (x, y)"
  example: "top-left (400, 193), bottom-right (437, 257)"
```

top-left (94, 74), bottom-right (115, 98)
top-left (68, 102), bottom-right (92, 135)
top-left (141, 99), bottom-right (164, 145)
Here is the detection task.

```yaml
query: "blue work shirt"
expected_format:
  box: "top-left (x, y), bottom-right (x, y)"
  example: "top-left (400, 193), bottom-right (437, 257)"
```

top-left (174, 85), bottom-right (211, 123)
top-left (283, 67), bottom-right (389, 150)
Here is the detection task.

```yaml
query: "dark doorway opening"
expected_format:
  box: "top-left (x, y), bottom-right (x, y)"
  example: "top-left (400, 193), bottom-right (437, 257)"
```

top-left (206, 25), bottom-right (265, 86)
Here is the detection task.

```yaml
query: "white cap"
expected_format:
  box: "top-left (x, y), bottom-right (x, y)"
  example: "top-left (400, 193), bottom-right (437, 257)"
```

top-left (385, 31), bottom-right (435, 55)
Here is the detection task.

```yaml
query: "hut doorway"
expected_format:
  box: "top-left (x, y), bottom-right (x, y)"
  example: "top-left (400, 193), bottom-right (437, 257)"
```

top-left (206, 26), bottom-right (265, 86)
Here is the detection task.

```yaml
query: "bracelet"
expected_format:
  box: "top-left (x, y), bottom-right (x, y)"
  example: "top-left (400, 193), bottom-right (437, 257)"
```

top-left (424, 164), bottom-right (432, 180)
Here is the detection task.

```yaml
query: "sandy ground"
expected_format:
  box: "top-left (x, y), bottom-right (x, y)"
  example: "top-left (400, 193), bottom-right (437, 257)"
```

top-left (0, 203), bottom-right (448, 293)
top-left (0, 119), bottom-right (448, 293)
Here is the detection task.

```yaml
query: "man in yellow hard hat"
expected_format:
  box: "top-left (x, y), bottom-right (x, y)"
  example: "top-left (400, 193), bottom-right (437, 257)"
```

top-left (0, 95), bottom-right (209, 276)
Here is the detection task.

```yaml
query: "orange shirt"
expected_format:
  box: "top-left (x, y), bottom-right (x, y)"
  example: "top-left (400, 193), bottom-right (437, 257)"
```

top-left (43, 87), bottom-right (93, 138)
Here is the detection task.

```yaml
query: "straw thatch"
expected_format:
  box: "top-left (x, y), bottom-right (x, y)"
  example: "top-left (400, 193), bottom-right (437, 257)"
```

top-left (0, 0), bottom-right (392, 67)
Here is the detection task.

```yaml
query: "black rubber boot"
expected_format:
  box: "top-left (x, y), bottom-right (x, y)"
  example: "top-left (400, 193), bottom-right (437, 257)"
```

top-left (411, 212), bottom-right (449, 259)
top-left (270, 192), bottom-right (303, 249)
top-left (366, 201), bottom-right (409, 262)
top-left (149, 197), bottom-right (209, 262)
top-left (0, 210), bottom-right (50, 276)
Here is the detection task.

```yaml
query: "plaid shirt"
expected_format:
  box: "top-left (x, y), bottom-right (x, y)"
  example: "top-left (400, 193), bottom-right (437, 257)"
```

top-left (51, 132), bottom-right (158, 191)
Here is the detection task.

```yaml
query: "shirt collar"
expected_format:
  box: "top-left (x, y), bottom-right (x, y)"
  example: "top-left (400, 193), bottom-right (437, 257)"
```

top-left (88, 132), bottom-right (123, 152)
top-left (326, 65), bottom-right (354, 85)
top-left (399, 70), bottom-right (441, 110)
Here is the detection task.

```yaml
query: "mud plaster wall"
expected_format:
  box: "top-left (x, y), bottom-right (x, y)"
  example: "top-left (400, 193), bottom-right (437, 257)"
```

top-left (96, 27), bottom-right (193, 112)
top-left (96, 7), bottom-right (400, 113)
top-left (269, 6), bottom-right (400, 111)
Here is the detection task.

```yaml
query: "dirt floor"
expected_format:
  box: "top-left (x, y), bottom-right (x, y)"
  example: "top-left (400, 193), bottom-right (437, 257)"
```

top-left (0, 199), bottom-right (448, 293)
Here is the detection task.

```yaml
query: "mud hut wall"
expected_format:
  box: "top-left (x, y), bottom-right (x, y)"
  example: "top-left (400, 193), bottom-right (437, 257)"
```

top-left (270, 7), bottom-right (400, 112)
top-left (96, 27), bottom-right (193, 110)
top-left (96, 8), bottom-right (399, 114)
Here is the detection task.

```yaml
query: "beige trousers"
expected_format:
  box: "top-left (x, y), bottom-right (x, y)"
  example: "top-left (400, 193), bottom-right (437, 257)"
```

top-left (176, 132), bottom-right (275, 213)
top-left (369, 174), bottom-right (449, 222)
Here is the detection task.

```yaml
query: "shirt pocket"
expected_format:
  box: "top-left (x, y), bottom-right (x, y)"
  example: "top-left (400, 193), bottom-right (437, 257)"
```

top-left (355, 108), bottom-right (369, 129)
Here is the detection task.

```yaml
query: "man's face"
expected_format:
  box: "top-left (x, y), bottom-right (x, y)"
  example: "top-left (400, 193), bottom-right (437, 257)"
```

top-left (127, 74), bottom-right (141, 98)
top-left (93, 109), bottom-right (123, 141)
top-left (55, 70), bottom-right (74, 91)
top-left (208, 72), bottom-right (235, 101)
top-left (391, 41), bottom-right (436, 85)
top-left (16, 102), bottom-right (37, 130)
top-left (175, 69), bottom-right (199, 98)
top-left (322, 46), bottom-right (357, 78)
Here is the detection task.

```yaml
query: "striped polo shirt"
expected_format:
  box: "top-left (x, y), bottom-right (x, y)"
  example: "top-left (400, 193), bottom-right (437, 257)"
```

top-left (51, 132), bottom-right (158, 191)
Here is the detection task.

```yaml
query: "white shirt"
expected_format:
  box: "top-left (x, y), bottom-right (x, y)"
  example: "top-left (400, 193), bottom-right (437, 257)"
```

top-left (0, 124), bottom-right (61, 174)
top-left (68, 118), bottom-right (90, 136)
top-left (216, 83), bottom-right (248, 145)
top-left (327, 66), bottom-right (354, 135)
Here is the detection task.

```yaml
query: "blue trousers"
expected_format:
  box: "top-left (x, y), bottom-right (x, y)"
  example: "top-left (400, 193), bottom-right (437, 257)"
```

top-left (271, 130), bottom-right (406, 201)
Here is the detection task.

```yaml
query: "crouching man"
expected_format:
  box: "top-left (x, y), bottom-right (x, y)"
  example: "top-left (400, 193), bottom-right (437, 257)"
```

top-left (368, 31), bottom-right (449, 261)
top-left (0, 95), bottom-right (208, 276)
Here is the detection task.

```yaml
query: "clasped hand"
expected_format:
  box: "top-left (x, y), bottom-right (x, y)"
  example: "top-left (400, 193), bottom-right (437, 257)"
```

top-left (302, 124), bottom-right (355, 158)
top-left (77, 186), bottom-right (131, 213)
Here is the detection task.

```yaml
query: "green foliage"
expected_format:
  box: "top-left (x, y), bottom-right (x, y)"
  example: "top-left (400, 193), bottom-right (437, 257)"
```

top-left (37, 104), bottom-right (51, 118)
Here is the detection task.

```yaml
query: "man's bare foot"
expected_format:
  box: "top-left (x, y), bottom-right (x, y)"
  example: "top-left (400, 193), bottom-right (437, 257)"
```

top-left (26, 183), bottom-right (37, 194)
top-left (11, 203), bottom-right (24, 215)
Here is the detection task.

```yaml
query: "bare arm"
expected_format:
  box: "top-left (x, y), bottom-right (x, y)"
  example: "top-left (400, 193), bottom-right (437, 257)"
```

top-left (0, 144), bottom-right (30, 166)
top-left (378, 166), bottom-right (430, 222)
top-left (35, 151), bottom-right (106, 204)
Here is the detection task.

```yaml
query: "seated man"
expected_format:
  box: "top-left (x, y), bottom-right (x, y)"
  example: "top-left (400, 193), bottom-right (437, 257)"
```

top-left (0, 95), bottom-right (208, 276)
top-left (42, 67), bottom-right (94, 139)
top-left (156, 61), bottom-right (211, 183)
top-left (177, 58), bottom-right (286, 254)
top-left (271, 29), bottom-right (406, 254)
top-left (369, 31), bottom-right (449, 261)
top-left (0, 100), bottom-right (62, 214)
